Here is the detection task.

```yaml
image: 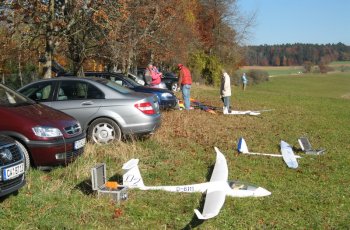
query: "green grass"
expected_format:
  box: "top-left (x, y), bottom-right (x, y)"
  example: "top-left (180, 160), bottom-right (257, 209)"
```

top-left (1, 72), bottom-right (350, 229)
top-left (240, 66), bottom-right (304, 76)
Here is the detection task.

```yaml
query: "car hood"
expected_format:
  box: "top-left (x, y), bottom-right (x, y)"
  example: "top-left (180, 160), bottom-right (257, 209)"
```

top-left (1, 103), bottom-right (78, 128)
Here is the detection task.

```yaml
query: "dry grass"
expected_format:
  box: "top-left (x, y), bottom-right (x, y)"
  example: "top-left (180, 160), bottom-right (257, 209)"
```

top-left (3, 73), bottom-right (350, 229)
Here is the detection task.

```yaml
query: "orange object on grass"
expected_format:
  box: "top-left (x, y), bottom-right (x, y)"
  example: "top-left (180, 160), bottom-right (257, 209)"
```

top-left (105, 181), bottom-right (119, 189)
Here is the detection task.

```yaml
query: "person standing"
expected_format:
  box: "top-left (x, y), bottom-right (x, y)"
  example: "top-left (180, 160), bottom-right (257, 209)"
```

top-left (144, 64), bottom-right (153, 86)
top-left (220, 70), bottom-right (232, 114)
top-left (150, 65), bottom-right (162, 88)
top-left (177, 63), bottom-right (192, 110)
top-left (241, 72), bottom-right (248, 91)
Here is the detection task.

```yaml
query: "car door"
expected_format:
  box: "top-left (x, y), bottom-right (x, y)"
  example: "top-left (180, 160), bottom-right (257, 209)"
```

top-left (51, 80), bottom-right (104, 131)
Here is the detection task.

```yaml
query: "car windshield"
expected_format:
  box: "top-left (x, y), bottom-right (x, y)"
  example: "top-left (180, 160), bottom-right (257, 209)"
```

top-left (122, 75), bottom-right (142, 87)
top-left (101, 79), bottom-right (134, 94)
top-left (0, 84), bottom-right (33, 107)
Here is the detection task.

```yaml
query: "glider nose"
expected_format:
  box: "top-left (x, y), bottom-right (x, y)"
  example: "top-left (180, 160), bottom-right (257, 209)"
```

top-left (254, 187), bottom-right (271, 197)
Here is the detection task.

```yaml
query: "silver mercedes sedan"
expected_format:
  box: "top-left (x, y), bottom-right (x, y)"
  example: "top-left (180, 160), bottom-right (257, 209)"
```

top-left (18, 77), bottom-right (161, 144)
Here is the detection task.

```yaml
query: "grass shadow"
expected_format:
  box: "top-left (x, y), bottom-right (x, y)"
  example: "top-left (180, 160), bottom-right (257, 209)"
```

top-left (74, 179), bottom-right (94, 195)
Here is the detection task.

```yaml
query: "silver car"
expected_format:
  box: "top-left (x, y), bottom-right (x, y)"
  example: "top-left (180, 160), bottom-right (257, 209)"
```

top-left (18, 77), bottom-right (161, 144)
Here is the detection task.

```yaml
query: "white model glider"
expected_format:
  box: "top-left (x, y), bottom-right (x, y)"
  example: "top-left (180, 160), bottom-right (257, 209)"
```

top-left (225, 110), bottom-right (260, 116)
top-left (122, 147), bottom-right (271, 220)
top-left (224, 109), bottom-right (274, 116)
top-left (237, 137), bottom-right (301, 158)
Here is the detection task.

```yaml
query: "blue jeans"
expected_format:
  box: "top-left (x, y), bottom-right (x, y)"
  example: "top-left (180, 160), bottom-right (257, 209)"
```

top-left (223, 96), bottom-right (230, 110)
top-left (182, 84), bottom-right (191, 110)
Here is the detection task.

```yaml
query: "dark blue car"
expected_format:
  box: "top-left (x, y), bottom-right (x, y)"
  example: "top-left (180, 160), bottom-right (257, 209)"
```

top-left (81, 72), bottom-right (178, 110)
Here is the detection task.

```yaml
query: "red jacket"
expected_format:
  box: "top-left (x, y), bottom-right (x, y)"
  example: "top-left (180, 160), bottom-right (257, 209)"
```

top-left (179, 66), bottom-right (192, 85)
top-left (150, 67), bottom-right (161, 85)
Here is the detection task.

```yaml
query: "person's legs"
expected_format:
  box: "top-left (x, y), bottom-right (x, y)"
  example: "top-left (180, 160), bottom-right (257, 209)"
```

top-left (182, 84), bottom-right (191, 110)
top-left (224, 96), bottom-right (231, 112)
top-left (223, 96), bottom-right (231, 114)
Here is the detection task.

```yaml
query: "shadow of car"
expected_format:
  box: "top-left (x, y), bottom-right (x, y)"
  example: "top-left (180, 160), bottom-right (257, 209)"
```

top-left (73, 72), bottom-right (178, 110)
top-left (0, 83), bottom-right (86, 170)
top-left (18, 77), bottom-right (161, 144)
top-left (0, 135), bottom-right (26, 198)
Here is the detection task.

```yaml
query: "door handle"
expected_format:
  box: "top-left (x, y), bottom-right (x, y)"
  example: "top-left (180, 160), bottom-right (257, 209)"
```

top-left (81, 101), bottom-right (94, 106)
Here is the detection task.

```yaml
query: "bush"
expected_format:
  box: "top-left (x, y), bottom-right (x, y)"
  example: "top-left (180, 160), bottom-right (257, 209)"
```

top-left (232, 69), bottom-right (269, 86)
top-left (188, 51), bottom-right (222, 86)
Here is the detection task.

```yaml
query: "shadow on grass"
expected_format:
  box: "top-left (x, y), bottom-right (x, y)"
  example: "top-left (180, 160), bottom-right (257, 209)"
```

top-left (0, 190), bottom-right (19, 203)
top-left (74, 179), bottom-right (94, 195)
top-left (182, 164), bottom-right (215, 229)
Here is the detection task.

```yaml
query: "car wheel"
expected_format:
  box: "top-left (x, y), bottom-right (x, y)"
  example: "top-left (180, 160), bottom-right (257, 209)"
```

top-left (15, 140), bottom-right (30, 172)
top-left (88, 118), bottom-right (122, 144)
top-left (171, 82), bottom-right (178, 91)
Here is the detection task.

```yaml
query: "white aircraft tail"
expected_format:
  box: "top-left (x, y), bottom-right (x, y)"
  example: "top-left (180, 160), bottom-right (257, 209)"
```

top-left (238, 137), bottom-right (301, 158)
top-left (122, 159), bottom-right (145, 188)
top-left (237, 137), bottom-right (249, 153)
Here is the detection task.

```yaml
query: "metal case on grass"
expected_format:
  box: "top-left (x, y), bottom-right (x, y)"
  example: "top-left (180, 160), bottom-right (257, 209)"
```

top-left (91, 163), bottom-right (127, 202)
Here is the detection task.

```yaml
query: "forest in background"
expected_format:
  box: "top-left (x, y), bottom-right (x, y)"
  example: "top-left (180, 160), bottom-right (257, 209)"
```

top-left (0, 0), bottom-right (251, 88)
top-left (244, 43), bottom-right (350, 67)
top-left (1, 1), bottom-right (349, 89)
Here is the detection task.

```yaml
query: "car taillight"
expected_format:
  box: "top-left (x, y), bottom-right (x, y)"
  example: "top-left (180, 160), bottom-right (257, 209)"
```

top-left (135, 102), bottom-right (156, 115)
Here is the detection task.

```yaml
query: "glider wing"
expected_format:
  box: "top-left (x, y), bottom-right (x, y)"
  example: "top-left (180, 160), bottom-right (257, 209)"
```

top-left (280, 140), bottom-right (298, 169)
top-left (210, 147), bottom-right (229, 182)
top-left (194, 188), bottom-right (226, 219)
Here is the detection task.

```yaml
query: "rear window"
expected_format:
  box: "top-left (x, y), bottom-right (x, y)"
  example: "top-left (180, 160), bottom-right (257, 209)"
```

top-left (104, 80), bottom-right (133, 94)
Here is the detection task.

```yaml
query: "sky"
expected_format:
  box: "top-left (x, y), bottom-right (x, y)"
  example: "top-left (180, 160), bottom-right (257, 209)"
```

top-left (237, 0), bottom-right (350, 46)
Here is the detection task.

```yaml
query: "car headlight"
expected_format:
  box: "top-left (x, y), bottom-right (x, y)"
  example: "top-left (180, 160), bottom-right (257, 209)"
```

top-left (32, 126), bottom-right (63, 137)
top-left (160, 92), bottom-right (173, 99)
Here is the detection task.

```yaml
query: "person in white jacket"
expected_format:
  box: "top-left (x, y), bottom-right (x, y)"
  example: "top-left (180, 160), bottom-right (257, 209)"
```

top-left (220, 70), bottom-right (232, 114)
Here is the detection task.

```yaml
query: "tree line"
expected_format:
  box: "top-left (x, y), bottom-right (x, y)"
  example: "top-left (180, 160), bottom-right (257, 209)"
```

top-left (244, 43), bottom-right (350, 67)
top-left (0, 0), bottom-right (253, 88)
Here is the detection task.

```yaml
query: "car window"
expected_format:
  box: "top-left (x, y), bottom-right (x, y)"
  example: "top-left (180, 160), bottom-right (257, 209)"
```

top-left (1, 84), bottom-right (32, 106)
top-left (19, 81), bottom-right (54, 101)
top-left (104, 80), bottom-right (133, 94)
top-left (59, 81), bottom-right (105, 100)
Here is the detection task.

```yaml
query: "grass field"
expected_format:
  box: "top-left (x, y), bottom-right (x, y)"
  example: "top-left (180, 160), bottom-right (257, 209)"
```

top-left (241, 61), bottom-right (350, 76)
top-left (240, 65), bottom-right (304, 76)
top-left (1, 72), bottom-right (350, 229)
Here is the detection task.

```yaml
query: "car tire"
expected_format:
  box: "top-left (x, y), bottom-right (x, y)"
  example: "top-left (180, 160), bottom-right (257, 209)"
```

top-left (88, 118), bottom-right (122, 144)
top-left (15, 140), bottom-right (30, 172)
top-left (171, 82), bottom-right (178, 91)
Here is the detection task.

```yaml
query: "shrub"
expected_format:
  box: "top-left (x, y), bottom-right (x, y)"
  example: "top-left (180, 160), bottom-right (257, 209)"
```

top-left (232, 69), bottom-right (269, 86)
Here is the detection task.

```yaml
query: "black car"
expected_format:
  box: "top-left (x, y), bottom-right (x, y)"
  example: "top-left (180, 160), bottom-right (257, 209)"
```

top-left (162, 72), bottom-right (178, 91)
top-left (0, 135), bottom-right (26, 197)
top-left (137, 68), bottom-right (178, 91)
top-left (80, 72), bottom-right (178, 110)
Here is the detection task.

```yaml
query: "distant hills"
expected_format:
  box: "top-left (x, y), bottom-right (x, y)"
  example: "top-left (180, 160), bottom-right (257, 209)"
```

top-left (244, 43), bottom-right (350, 66)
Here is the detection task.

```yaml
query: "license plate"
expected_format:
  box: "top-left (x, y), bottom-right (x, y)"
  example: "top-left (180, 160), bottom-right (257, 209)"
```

top-left (3, 163), bottom-right (25, 180)
top-left (74, 138), bottom-right (86, 150)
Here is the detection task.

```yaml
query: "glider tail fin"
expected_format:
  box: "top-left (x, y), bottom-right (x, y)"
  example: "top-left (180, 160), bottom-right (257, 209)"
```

top-left (122, 159), bottom-right (145, 188)
top-left (237, 137), bottom-right (249, 154)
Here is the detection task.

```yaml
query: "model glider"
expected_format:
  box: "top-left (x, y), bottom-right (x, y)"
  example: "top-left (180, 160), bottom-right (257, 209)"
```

top-left (237, 137), bottom-right (301, 158)
top-left (226, 110), bottom-right (260, 116)
top-left (224, 109), bottom-right (274, 116)
top-left (122, 147), bottom-right (271, 220)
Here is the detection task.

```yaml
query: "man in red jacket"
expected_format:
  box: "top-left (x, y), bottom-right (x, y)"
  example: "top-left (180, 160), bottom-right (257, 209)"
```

top-left (177, 64), bottom-right (192, 110)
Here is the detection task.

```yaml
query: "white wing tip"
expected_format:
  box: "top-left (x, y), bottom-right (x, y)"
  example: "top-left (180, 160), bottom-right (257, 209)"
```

top-left (194, 209), bottom-right (217, 220)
